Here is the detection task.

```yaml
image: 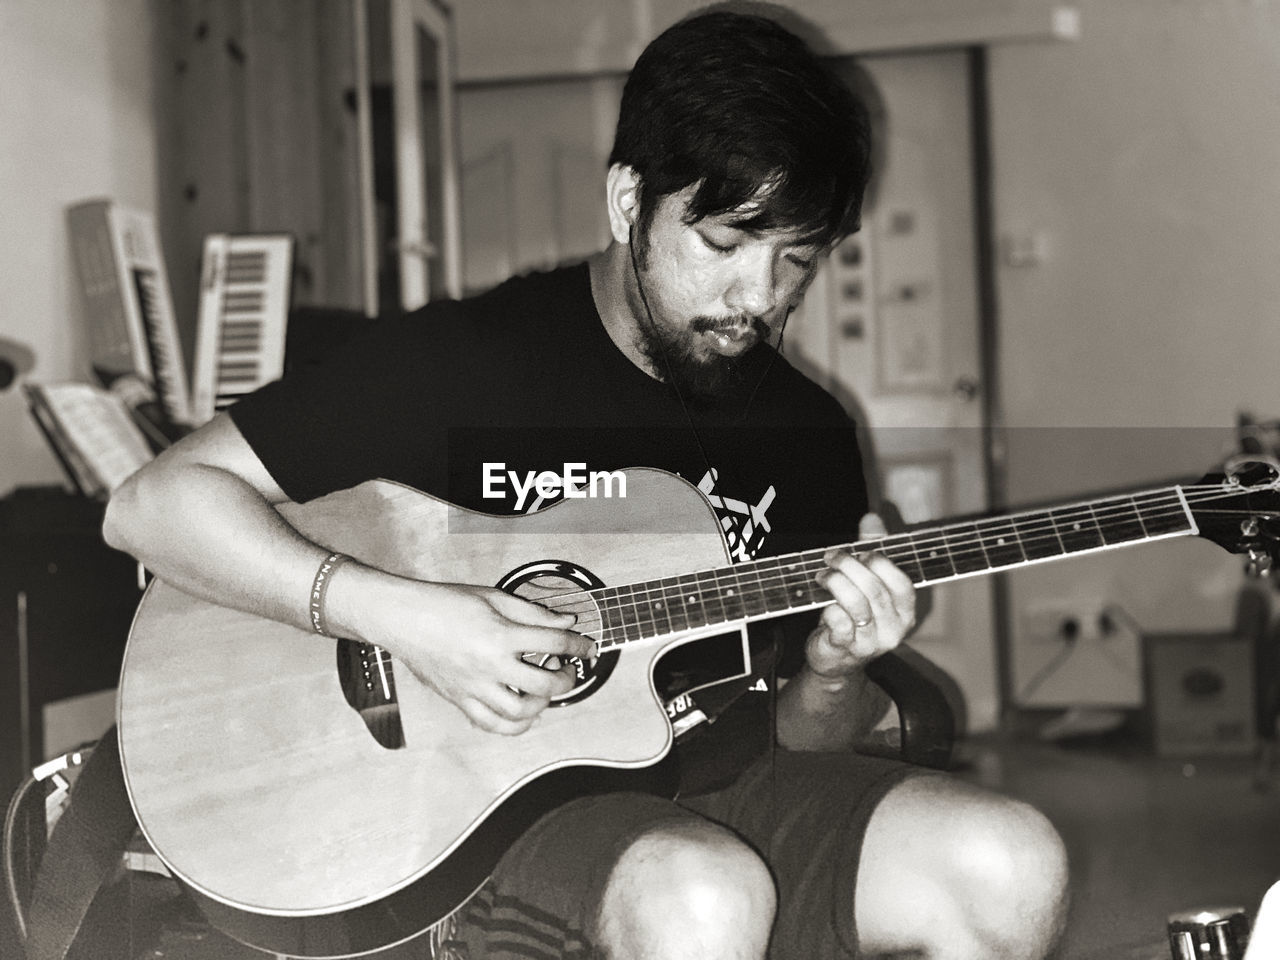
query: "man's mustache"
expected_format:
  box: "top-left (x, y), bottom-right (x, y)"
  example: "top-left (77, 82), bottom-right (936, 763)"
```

top-left (690, 315), bottom-right (772, 338)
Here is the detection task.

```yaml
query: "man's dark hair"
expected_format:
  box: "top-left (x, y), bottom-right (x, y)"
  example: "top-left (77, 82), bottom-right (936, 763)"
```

top-left (609, 8), bottom-right (871, 248)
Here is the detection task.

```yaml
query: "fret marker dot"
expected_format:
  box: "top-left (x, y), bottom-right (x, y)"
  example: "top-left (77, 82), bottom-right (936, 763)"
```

top-left (687, 596), bottom-right (697, 604)
top-left (1073, 522), bottom-right (1082, 531)
top-left (654, 602), bottom-right (663, 610)
top-left (930, 550), bottom-right (939, 558)
top-left (726, 589), bottom-right (735, 596)
top-left (997, 537), bottom-right (1006, 545)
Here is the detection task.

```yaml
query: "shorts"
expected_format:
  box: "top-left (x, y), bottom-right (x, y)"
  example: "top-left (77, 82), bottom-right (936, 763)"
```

top-left (436, 748), bottom-right (926, 960)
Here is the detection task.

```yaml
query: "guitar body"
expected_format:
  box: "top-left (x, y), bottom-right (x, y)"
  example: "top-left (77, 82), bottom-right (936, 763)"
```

top-left (118, 455), bottom-right (1280, 957)
top-left (117, 469), bottom-right (737, 957)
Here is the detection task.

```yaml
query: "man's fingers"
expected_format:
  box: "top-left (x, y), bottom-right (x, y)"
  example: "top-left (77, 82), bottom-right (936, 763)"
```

top-left (488, 589), bottom-right (578, 629)
top-left (824, 549), bottom-right (916, 626)
top-left (818, 563), bottom-right (874, 629)
top-left (826, 551), bottom-right (894, 619)
top-left (486, 592), bottom-right (594, 660)
top-left (461, 697), bottom-right (536, 736)
top-left (854, 513), bottom-right (917, 623)
top-left (862, 553), bottom-right (917, 623)
top-left (507, 658), bottom-right (578, 698)
top-left (859, 511), bottom-right (888, 539)
top-left (819, 602), bottom-right (858, 642)
top-left (485, 683), bottom-right (551, 722)
top-left (517, 625), bottom-right (595, 662)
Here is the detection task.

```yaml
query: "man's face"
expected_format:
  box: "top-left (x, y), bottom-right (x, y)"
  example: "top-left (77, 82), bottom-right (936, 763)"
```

top-left (629, 185), bottom-right (826, 400)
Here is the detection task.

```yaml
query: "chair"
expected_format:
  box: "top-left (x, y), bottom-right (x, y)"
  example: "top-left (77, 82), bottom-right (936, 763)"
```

top-left (865, 647), bottom-right (957, 770)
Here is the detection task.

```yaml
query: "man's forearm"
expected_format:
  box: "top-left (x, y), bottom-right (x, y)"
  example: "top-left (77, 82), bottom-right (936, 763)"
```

top-left (104, 461), bottom-right (335, 634)
top-left (775, 660), bottom-right (891, 752)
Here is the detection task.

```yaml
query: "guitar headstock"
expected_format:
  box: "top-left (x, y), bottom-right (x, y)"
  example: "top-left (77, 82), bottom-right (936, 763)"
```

top-left (1190, 455), bottom-right (1280, 577)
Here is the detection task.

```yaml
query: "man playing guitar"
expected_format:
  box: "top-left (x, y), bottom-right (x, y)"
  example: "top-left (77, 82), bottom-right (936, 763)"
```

top-left (105, 8), bottom-right (1068, 958)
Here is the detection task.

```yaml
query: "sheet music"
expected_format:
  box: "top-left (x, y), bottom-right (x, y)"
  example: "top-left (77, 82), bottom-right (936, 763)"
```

top-left (29, 383), bottom-right (155, 493)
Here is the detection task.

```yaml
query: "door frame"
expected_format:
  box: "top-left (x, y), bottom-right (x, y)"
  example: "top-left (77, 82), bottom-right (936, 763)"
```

top-left (353, 0), bottom-right (463, 314)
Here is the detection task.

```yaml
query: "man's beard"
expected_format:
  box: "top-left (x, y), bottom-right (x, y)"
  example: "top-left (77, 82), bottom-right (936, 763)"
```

top-left (629, 225), bottom-right (774, 402)
top-left (634, 311), bottom-right (773, 403)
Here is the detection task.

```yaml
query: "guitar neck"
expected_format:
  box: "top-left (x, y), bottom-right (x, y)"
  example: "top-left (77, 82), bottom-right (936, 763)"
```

top-left (594, 485), bottom-right (1198, 650)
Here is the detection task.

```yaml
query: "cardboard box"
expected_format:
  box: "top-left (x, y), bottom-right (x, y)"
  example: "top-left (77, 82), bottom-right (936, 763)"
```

top-left (1145, 633), bottom-right (1256, 757)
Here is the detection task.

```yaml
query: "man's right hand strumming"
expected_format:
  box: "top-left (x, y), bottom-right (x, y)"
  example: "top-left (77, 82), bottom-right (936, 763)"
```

top-left (326, 569), bottom-right (594, 735)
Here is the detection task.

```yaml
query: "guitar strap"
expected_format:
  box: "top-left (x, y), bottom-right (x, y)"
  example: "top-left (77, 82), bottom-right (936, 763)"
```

top-left (24, 725), bottom-right (138, 960)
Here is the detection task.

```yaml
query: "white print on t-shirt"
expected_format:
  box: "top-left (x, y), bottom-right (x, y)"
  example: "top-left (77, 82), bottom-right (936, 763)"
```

top-left (697, 468), bottom-right (776, 562)
top-left (496, 465), bottom-right (776, 561)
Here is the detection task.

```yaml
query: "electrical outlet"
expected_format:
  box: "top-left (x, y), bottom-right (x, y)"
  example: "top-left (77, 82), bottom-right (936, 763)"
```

top-left (1020, 601), bottom-right (1108, 643)
top-left (1021, 600), bottom-right (1145, 645)
top-left (1015, 600), bottom-right (1145, 708)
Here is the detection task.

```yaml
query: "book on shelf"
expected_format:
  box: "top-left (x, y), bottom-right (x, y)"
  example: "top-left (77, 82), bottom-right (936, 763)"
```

top-left (25, 381), bottom-right (156, 500)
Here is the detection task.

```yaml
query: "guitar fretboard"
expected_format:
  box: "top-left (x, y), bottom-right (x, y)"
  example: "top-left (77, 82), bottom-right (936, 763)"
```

top-left (591, 486), bottom-right (1197, 650)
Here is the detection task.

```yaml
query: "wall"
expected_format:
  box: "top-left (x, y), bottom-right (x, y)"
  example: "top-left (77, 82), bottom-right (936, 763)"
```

top-left (457, 76), bottom-right (620, 294)
top-left (987, 0), bottom-right (1280, 705)
top-left (452, 0), bottom-right (1075, 81)
top-left (0, 0), bottom-right (159, 497)
top-left (5, 0), bottom-right (1275, 717)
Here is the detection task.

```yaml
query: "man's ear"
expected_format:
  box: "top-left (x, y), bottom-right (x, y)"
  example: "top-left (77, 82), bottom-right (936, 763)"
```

top-left (605, 163), bottom-right (641, 244)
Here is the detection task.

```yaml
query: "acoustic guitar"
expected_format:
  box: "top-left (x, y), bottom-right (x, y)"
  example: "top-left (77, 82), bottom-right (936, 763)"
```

top-left (116, 459), bottom-right (1280, 957)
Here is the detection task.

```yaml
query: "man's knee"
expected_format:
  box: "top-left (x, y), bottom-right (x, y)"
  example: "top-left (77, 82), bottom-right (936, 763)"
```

top-left (943, 790), bottom-right (1070, 946)
top-left (595, 819), bottom-right (776, 959)
top-left (858, 776), bottom-right (1069, 960)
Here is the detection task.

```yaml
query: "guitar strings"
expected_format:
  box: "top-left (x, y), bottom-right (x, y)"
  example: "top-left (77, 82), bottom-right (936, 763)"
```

top-left (545, 484), bottom-right (1242, 608)
top-left (595, 482), bottom-right (1260, 598)
top-left (587, 483), bottom-right (1264, 597)
top-left (361, 483), bottom-right (1271, 668)
top-left (525, 484), bottom-right (1273, 646)
top-left (566, 503), bottom-right (1251, 624)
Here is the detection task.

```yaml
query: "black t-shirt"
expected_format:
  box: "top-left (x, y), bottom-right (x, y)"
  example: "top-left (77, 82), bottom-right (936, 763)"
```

top-left (231, 263), bottom-right (869, 783)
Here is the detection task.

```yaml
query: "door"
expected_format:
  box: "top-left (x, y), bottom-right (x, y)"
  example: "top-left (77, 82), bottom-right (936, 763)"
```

top-left (456, 76), bottom-right (621, 294)
top-left (788, 50), bottom-right (999, 731)
top-left (358, 0), bottom-right (462, 314)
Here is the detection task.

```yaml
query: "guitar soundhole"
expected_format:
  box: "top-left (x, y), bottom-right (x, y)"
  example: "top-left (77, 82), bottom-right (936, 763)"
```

top-left (497, 560), bottom-right (617, 707)
top-left (336, 639), bottom-right (405, 749)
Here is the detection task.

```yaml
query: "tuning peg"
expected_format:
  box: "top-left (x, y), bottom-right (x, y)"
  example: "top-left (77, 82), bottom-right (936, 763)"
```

top-left (1245, 547), bottom-right (1273, 578)
top-left (1225, 453), bottom-right (1280, 485)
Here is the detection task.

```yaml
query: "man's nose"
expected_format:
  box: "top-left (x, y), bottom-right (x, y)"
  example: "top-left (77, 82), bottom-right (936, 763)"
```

top-left (725, 251), bottom-right (777, 317)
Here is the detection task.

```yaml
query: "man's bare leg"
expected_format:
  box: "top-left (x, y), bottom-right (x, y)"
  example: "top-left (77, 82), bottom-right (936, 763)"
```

top-left (594, 820), bottom-right (777, 960)
top-left (854, 776), bottom-right (1070, 960)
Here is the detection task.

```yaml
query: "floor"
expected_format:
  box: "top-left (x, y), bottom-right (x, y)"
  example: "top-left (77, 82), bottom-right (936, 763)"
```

top-left (952, 733), bottom-right (1280, 960)
top-left (112, 735), bottom-right (1280, 960)
top-left (9, 734), bottom-right (1278, 959)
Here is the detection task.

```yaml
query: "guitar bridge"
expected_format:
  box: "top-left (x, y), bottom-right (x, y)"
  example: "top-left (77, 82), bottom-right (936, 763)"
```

top-left (336, 639), bottom-right (404, 749)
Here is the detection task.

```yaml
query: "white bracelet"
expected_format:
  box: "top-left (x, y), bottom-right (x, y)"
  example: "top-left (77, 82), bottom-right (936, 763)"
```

top-left (309, 552), bottom-right (351, 636)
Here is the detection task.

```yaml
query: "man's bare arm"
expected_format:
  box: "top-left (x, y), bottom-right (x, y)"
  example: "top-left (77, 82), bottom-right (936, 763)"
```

top-left (103, 414), bottom-right (591, 734)
top-left (104, 413), bottom-right (325, 629)
top-left (773, 514), bottom-right (916, 752)
top-left (774, 650), bottom-right (892, 752)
